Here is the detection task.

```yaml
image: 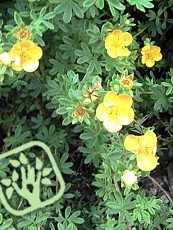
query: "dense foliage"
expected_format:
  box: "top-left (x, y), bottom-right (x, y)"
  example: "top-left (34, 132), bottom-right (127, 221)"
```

top-left (0, 0), bottom-right (173, 229)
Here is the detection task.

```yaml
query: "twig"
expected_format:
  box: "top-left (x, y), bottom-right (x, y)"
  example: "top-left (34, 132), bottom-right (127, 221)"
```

top-left (126, 221), bottom-right (132, 230)
top-left (149, 175), bottom-right (173, 203)
top-left (133, 26), bottom-right (148, 38)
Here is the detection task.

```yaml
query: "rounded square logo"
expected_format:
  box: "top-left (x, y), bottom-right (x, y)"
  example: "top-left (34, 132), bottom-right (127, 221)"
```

top-left (0, 141), bottom-right (65, 216)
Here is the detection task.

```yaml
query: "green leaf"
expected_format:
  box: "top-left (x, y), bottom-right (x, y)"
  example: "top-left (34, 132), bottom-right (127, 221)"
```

top-left (142, 210), bottom-right (150, 224)
top-left (9, 159), bottom-right (20, 167)
top-left (35, 212), bottom-right (50, 224)
top-left (72, 2), bottom-right (84, 18)
top-left (62, 117), bottom-right (72, 126)
top-left (39, 7), bottom-right (47, 18)
top-left (19, 153), bottom-right (28, 165)
top-left (14, 12), bottom-right (23, 25)
top-left (0, 219), bottom-right (13, 230)
top-left (0, 213), bottom-right (3, 224)
top-left (108, 0), bottom-right (125, 10)
top-left (106, 202), bottom-right (121, 213)
top-left (65, 206), bottom-right (71, 218)
top-left (95, 0), bottom-right (104, 9)
top-left (17, 220), bottom-right (33, 229)
top-left (126, 0), bottom-right (154, 12)
top-left (68, 211), bottom-right (84, 224)
top-left (42, 167), bottom-right (52, 177)
top-left (56, 107), bottom-right (67, 115)
top-left (42, 21), bottom-right (54, 30)
top-left (83, 0), bottom-right (96, 7)
top-left (1, 179), bottom-right (11, 187)
top-left (41, 178), bottom-right (52, 185)
top-left (36, 157), bottom-right (43, 170)
top-left (12, 170), bottom-right (19, 182)
top-left (63, 4), bottom-right (72, 23)
top-left (6, 187), bottom-right (14, 199)
top-left (43, 12), bottom-right (55, 20)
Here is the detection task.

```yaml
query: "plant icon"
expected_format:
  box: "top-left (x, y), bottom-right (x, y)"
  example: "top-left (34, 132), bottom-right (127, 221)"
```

top-left (0, 141), bottom-right (65, 216)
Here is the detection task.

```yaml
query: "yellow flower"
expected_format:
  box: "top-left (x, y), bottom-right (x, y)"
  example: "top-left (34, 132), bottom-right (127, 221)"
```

top-left (141, 45), bottom-right (162, 68)
top-left (14, 26), bottom-right (32, 40)
top-left (119, 71), bottom-right (134, 89)
top-left (96, 91), bottom-right (134, 132)
top-left (124, 130), bottom-right (158, 171)
top-left (72, 107), bottom-right (89, 123)
top-left (105, 30), bottom-right (132, 59)
top-left (121, 170), bottom-right (137, 187)
top-left (8, 40), bottom-right (43, 72)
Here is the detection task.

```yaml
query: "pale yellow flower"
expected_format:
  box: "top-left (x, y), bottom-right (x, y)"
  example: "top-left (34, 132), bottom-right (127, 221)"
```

top-left (141, 45), bottom-right (162, 68)
top-left (105, 30), bottom-right (132, 59)
top-left (8, 40), bottom-right (43, 72)
top-left (124, 130), bottom-right (158, 171)
top-left (96, 91), bottom-right (134, 132)
top-left (121, 170), bottom-right (137, 187)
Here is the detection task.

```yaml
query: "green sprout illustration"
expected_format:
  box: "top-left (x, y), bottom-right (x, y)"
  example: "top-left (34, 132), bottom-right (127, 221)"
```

top-left (0, 141), bottom-right (65, 216)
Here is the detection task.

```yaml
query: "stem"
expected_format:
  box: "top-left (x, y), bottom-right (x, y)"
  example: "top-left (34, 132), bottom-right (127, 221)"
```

top-left (112, 173), bottom-right (131, 230)
top-left (149, 175), bottom-right (173, 203)
top-left (133, 26), bottom-right (148, 38)
top-left (134, 119), bottom-right (145, 130)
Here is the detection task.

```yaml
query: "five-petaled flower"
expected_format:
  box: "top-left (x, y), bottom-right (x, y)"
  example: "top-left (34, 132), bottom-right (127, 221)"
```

top-left (121, 170), bottom-right (137, 187)
top-left (105, 29), bottom-right (132, 59)
top-left (96, 91), bottom-right (134, 133)
top-left (124, 130), bottom-right (158, 171)
top-left (8, 40), bottom-right (43, 72)
top-left (141, 45), bottom-right (162, 68)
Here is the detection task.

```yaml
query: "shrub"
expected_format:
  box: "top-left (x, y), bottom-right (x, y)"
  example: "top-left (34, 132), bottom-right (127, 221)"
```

top-left (0, 0), bottom-right (173, 229)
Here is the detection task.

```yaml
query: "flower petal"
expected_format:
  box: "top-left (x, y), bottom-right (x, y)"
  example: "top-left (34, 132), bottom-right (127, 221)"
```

top-left (153, 52), bottom-right (162, 61)
top-left (22, 58), bottom-right (39, 72)
top-left (103, 91), bottom-right (118, 107)
top-left (12, 64), bottom-right (23, 71)
top-left (120, 32), bottom-right (132, 46)
top-left (121, 170), bottom-right (137, 187)
top-left (103, 114), bottom-right (122, 132)
top-left (19, 40), bottom-right (34, 49)
top-left (146, 59), bottom-right (155, 68)
top-left (141, 45), bottom-right (150, 53)
top-left (124, 135), bottom-right (140, 154)
top-left (137, 153), bottom-right (158, 171)
top-left (96, 103), bottom-right (109, 121)
top-left (106, 47), bottom-right (118, 59)
top-left (116, 47), bottom-right (131, 57)
top-left (0, 52), bottom-right (12, 65)
top-left (141, 56), bottom-right (147, 64)
top-left (117, 94), bottom-right (133, 108)
top-left (29, 45), bottom-right (43, 60)
top-left (117, 107), bottom-right (134, 125)
top-left (140, 130), bottom-right (157, 148)
top-left (105, 33), bottom-right (117, 49)
top-left (152, 46), bottom-right (161, 53)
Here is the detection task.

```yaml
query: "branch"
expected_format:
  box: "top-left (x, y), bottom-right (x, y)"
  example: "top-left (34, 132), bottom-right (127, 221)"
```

top-left (149, 175), bottom-right (173, 203)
